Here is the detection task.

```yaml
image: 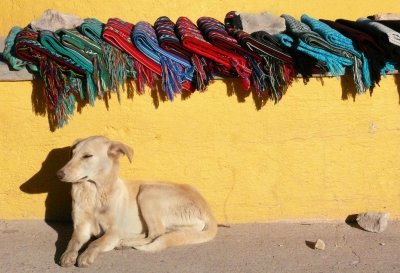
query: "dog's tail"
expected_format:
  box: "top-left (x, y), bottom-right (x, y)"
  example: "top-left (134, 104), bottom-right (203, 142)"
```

top-left (134, 215), bottom-right (218, 252)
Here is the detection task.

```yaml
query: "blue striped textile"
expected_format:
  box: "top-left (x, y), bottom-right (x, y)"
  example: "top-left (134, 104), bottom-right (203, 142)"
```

top-left (132, 21), bottom-right (194, 100)
top-left (276, 33), bottom-right (350, 76)
top-left (301, 14), bottom-right (372, 91)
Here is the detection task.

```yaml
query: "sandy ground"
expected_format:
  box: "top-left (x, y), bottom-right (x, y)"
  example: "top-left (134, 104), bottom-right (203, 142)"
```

top-left (0, 220), bottom-right (399, 273)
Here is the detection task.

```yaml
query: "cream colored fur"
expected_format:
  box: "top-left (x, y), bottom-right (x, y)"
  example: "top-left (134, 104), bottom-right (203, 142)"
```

top-left (57, 136), bottom-right (217, 267)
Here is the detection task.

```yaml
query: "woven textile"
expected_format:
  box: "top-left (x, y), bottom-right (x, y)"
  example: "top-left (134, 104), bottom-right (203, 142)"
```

top-left (196, 16), bottom-right (252, 90)
top-left (154, 16), bottom-right (212, 91)
top-left (279, 14), bottom-right (353, 76)
top-left (301, 14), bottom-right (371, 92)
top-left (39, 30), bottom-right (97, 104)
top-left (320, 19), bottom-right (388, 87)
top-left (103, 18), bottom-right (160, 92)
top-left (3, 26), bottom-right (38, 71)
top-left (132, 21), bottom-right (194, 100)
top-left (197, 16), bottom-right (267, 95)
top-left (336, 19), bottom-right (400, 63)
top-left (224, 11), bottom-right (296, 101)
top-left (357, 18), bottom-right (400, 47)
top-left (79, 18), bottom-right (135, 96)
top-left (375, 20), bottom-right (400, 33)
top-left (15, 28), bottom-right (85, 126)
top-left (175, 17), bottom-right (250, 89)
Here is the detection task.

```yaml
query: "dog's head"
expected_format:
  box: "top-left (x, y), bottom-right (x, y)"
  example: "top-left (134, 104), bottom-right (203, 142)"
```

top-left (56, 136), bottom-right (133, 183)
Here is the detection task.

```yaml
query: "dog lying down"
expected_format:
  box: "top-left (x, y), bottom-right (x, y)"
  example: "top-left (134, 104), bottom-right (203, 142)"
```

top-left (56, 136), bottom-right (217, 267)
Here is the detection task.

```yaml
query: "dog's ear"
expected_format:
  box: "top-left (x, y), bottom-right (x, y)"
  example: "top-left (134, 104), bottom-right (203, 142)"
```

top-left (108, 141), bottom-right (134, 163)
top-left (72, 138), bottom-right (83, 147)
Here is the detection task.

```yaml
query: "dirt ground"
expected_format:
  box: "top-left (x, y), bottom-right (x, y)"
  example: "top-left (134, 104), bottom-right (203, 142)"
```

top-left (0, 220), bottom-right (399, 273)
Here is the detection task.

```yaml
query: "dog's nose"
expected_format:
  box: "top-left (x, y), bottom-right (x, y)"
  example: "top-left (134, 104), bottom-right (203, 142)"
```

top-left (56, 170), bottom-right (65, 180)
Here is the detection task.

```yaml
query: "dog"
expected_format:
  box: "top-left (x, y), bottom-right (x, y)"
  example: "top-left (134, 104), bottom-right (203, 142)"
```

top-left (56, 136), bottom-right (217, 267)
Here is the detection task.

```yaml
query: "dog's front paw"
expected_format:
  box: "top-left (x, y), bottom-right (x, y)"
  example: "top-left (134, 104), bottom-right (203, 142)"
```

top-left (60, 250), bottom-right (78, 267)
top-left (77, 250), bottom-right (98, 267)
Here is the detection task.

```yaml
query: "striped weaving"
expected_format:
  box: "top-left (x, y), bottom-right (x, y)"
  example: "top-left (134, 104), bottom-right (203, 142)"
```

top-left (15, 29), bottom-right (84, 126)
top-left (154, 16), bottom-right (212, 91)
top-left (103, 18), bottom-right (161, 92)
top-left (196, 16), bottom-right (252, 90)
top-left (196, 16), bottom-right (266, 95)
top-left (301, 14), bottom-right (371, 92)
top-left (132, 21), bottom-right (194, 100)
top-left (79, 18), bottom-right (135, 96)
top-left (176, 17), bottom-right (249, 88)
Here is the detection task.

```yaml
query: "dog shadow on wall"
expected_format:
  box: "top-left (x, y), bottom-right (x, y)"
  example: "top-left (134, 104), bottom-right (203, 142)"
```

top-left (20, 146), bottom-right (73, 264)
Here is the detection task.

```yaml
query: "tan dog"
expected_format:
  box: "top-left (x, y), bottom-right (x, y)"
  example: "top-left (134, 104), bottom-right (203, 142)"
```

top-left (56, 136), bottom-right (217, 267)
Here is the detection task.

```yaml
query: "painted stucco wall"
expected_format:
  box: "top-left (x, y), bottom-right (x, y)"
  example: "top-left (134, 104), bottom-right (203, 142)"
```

top-left (0, 0), bottom-right (399, 223)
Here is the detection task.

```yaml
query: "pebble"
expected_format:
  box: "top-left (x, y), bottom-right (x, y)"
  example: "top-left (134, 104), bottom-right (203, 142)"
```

top-left (314, 239), bottom-right (325, 250)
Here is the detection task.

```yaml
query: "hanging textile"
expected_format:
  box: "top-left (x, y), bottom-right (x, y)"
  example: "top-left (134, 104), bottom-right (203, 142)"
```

top-left (225, 11), bottom-right (300, 100)
top-left (301, 14), bottom-right (371, 92)
top-left (320, 19), bottom-right (388, 87)
top-left (78, 18), bottom-right (136, 97)
top-left (196, 16), bottom-right (268, 96)
top-left (357, 18), bottom-right (400, 47)
top-left (15, 28), bottom-right (85, 126)
top-left (131, 21), bottom-right (194, 100)
top-left (3, 26), bottom-right (38, 71)
top-left (175, 16), bottom-right (250, 89)
top-left (39, 30), bottom-right (97, 104)
top-left (336, 19), bottom-right (400, 64)
top-left (277, 14), bottom-right (353, 77)
top-left (103, 18), bottom-right (161, 92)
top-left (154, 16), bottom-right (212, 91)
top-left (196, 16), bottom-right (252, 90)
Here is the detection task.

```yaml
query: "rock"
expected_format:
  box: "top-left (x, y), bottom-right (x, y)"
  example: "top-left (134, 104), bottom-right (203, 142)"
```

top-left (356, 212), bottom-right (389, 233)
top-left (314, 239), bottom-right (325, 250)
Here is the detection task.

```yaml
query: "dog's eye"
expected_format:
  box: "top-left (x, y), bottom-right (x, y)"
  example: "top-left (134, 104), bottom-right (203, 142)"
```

top-left (82, 154), bottom-right (93, 159)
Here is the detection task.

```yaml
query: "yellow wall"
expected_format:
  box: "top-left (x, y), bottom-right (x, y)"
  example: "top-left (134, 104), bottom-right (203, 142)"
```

top-left (1, 0), bottom-right (400, 223)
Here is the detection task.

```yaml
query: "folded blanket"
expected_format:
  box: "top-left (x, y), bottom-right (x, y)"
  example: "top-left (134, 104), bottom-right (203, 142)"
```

top-left (229, 11), bottom-right (286, 35)
top-left (225, 11), bottom-right (320, 84)
top-left (194, 16), bottom-right (252, 90)
top-left (197, 16), bottom-right (268, 95)
top-left (79, 18), bottom-right (135, 96)
top-left (320, 19), bottom-right (387, 87)
top-left (357, 17), bottom-right (400, 47)
top-left (39, 30), bottom-right (97, 104)
top-left (336, 19), bottom-right (400, 63)
top-left (154, 16), bottom-right (212, 91)
top-left (301, 14), bottom-right (371, 92)
top-left (132, 21), bottom-right (194, 100)
top-left (103, 18), bottom-right (161, 92)
top-left (175, 16), bottom-right (250, 89)
top-left (280, 14), bottom-right (353, 76)
top-left (3, 26), bottom-right (38, 71)
top-left (374, 20), bottom-right (400, 33)
top-left (56, 29), bottom-right (111, 96)
top-left (15, 28), bottom-right (85, 126)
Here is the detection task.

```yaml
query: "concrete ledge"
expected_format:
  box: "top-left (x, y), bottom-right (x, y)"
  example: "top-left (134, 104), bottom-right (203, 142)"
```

top-left (1, 220), bottom-right (399, 272)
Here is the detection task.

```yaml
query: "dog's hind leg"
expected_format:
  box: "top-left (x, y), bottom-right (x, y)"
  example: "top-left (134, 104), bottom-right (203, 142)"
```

top-left (134, 225), bottom-right (217, 252)
top-left (60, 223), bottom-right (92, 267)
top-left (115, 233), bottom-right (150, 249)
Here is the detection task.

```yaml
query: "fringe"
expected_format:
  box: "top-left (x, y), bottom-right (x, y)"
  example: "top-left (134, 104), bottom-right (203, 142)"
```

top-left (160, 55), bottom-right (182, 100)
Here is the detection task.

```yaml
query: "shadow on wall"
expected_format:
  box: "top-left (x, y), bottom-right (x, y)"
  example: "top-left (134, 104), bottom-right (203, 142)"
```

top-left (30, 74), bottom-right (400, 131)
top-left (19, 146), bottom-right (73, 264)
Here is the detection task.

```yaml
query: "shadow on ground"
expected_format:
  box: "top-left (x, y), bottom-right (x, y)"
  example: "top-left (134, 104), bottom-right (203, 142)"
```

top-left (20, 146), bottom-right (73, 264)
